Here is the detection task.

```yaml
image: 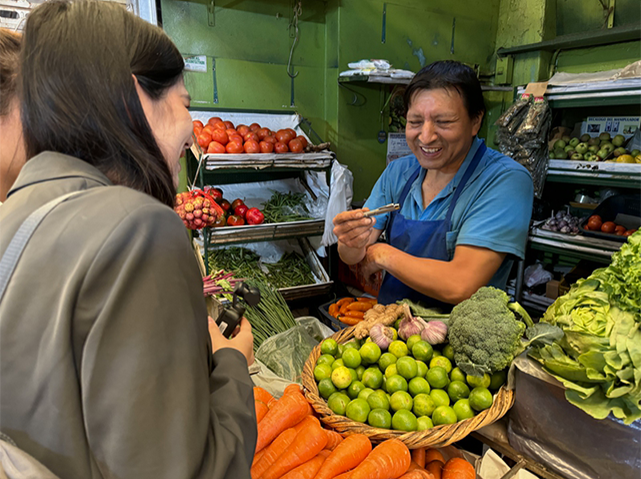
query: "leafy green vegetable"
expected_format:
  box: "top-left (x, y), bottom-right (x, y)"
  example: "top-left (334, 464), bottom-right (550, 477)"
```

top-left (396, 299), bottom-right (450, 323)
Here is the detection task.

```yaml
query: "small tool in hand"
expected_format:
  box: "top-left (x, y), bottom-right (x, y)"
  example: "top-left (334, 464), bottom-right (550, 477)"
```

top-left (363, 203), bottom-right (400, 218)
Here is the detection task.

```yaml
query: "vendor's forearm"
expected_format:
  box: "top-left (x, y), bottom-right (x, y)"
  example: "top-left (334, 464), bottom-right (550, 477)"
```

top-left (337, 241), bottom-right (367, 265)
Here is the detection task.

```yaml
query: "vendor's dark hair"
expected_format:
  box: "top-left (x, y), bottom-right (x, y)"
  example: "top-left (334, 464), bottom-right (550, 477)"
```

top-left (0, 28), bottom-right (21, 116)
top-left (404, 60), bottom-right (485, 121)
top-left (20, 0), bottom-right (184, 207)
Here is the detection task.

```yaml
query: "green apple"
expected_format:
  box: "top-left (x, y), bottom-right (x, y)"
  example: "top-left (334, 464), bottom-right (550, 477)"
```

top-left (580, 134), bottom-right (591, 143)
top-left (599, 132), bottom-right (611, 142)
top-left (554, 149), bottom-right (568, 160)
top-left (613, 147), bottom-right (627, 157)
top-left (570, 153), bottom-right (583, 161)
top-left (553, 139), bottom-right (567, 150)
top-left (597, 149), bottom-right (609, 159)
top-left (575, 143), bottom-right (588, 155)
top-left (588, 137), bottom-right (600, 147)
top-left (564, 145), bottom-right (575, 153)
top-left (588, 145), bottom-right (599, 153)
top-left (601, 143), bottom-right (614, 153)
top-left (569, 138), bottom-right (580, 147)
top-left (612, 135), bottom-right (625, 147)
top-left (584, 153), bottom-right (596, 162)
top-left (562, 135), bottom-right (571, 143)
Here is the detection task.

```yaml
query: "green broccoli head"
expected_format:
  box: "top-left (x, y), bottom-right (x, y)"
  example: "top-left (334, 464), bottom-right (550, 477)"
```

top-left (448, 287), bottom-right (528, 377)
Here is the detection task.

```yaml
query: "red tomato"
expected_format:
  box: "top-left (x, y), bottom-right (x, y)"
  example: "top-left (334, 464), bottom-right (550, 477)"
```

top-left (205, 187), bottom-right (223, 203)
top-left (589, 215), bottom-right (602, 222)
top-left (202, 125), bottom-right (215, 135)
top-left (223, 120), bottom-right (234, 130)
top-left (193, 126), bottom-right (203, 137)
top-left (246, 207), bottom-right (265, 225)
top-left (601, 221), bottom-right (616, 233)
top-left (197, 132), bottom-right (212, 148)
top-left (262, 135), bottom-right (277, 144)
top-left (212, 121), bottom-right (226, 130)
top-left (213, 215), bottom-right (227, 227)
top-left (295, 135), bottom-right (308, 149)
top-left (226, 128), bottom-right (238, 137)
top-left (237, 125), bottom-right (250, 137)
top-left (615, 225), bottom-right (626, 235)
top-left (276, 129), bottom-right (295, 143)
top-left (285, 128), bottom-right (296, 138)
top-left (244, 132), bottom-right (260, 143)
top-left (226, 141), bottom-right (244, 153)
top-left (230, 198), bottom-right (245, 211)
top-left (249, 123), bottom-right (261, 132)
top-left (244, 140), bottom-right (260, 153)
top-left (274, 142), bottom-right (289, 153)
top-left (207, 141), bottom-right (226, 154)
top-left (227, 215), bottom-right (245, 226)
top-left (623, 229), bottom-right (637, 236)
top-left (211, 129), bottom-right (229, 145)
top-left (257, 128), bottom-right (272, 140)
top-left (219, 199), bottom-right (231, 212)
top-left (207, 117), bottom-right (222, 126)
top-left (587, 217), bottom-right (602, 231)
top-left (259, 141), bottom-right (274, 153)
top-left (234, 204), bottom-right (249, 218)
top-left (193, 120), bottom-right (204, 129)
top-left (288, 138), bottom-right (303, 153)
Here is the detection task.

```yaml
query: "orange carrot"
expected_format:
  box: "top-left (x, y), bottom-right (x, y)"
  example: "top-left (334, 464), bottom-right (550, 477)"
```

top-left (324, 429), bottom-right (344, 451)
top-left (251, 428), bottom-right (298, 479)
top-left (314, 433), bottom-right (371, 479)
top-left (254, 386), bottom-right (275, 406)
top-left (333, 472), bottom-right (352, 479)
top-left (356, 297), bottom-right (377, 304)
top-left (407, 461), bottom-right (421, 472)
top-left (412, 448), bottom-right (426, 468)
top-left (349, 439), bottom-right (411, 479)
top-left (261, 419), bottom-right (329, 479)
top-left (255, 389), bottom-right (310, 453)
top-left (284, 384), bottom-right (303, 395)
top-left (336, 298), bottom-right (355, 308)
top-left (293, 415), bottom-right (320, 432)
top-left (343, 310), bottom-right (364, 319)
top-left (338, 315), bottom-right (362, 326)
top-left (329, 303), bottom-right (340, 318)
top-left (252, 449), bottom-right (266, 468)
top-left (346, 301), bottom-right (373, 312)
top-left (255, 400), bottom-right (269, 424)
top-left (441, 458), bottom-right (475, 479)
top-left (281, 450), bottom-right (331, 479)
top-left (425, 460), bottom-right (443, 479)
top-left (425, 449), bottom-right (445, 464)
top-left (399, 471), bottom-right (434, 479)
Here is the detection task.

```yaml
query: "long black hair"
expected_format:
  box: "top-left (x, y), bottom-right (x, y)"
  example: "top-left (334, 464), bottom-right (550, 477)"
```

top-left (20, 1), bottom-right (184, 207)
top-left (404, 61), bottom-right (485, 122)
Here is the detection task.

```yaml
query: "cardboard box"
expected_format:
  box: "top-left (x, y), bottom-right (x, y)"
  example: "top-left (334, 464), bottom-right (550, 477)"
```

top-left (545, 280), bottom-right (560, 300)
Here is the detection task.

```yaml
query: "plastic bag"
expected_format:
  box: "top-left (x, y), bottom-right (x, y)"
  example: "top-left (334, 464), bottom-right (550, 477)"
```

top-left (322, 161), bottom-right (354, 247)
top-left (524, 263), bottom-right (553, 288)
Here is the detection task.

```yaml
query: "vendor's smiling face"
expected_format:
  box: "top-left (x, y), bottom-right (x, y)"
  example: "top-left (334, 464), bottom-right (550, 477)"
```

top-left (405, 88), bottom-right (483, 174)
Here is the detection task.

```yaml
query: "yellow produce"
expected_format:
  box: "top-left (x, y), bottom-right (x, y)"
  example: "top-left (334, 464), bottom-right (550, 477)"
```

top-left (616, 154), bottom-right (635, 164)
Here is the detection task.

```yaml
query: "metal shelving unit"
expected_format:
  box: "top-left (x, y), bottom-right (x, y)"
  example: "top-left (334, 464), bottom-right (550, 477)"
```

top-left (339, 74), bottom-right (513, 91)
top-left (528, 228), bottom-right (622, 263)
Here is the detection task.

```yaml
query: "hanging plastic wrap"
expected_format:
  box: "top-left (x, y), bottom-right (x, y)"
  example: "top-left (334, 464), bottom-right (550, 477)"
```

top-left (495, 90), bottom-right (551, 199)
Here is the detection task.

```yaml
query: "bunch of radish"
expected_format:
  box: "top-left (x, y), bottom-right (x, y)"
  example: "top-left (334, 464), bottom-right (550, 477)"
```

top-left (174, 189), bottom-right (224, 230)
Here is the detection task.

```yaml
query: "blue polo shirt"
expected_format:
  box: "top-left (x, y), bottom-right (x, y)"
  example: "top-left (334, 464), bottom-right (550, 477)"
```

top-left (364, 137), bottom-right (534, 290)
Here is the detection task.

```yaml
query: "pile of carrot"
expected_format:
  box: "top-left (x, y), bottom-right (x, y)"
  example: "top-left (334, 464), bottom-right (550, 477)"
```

top-left (251, 386), bottom-right (477, 479)
top-left (327, 297), bottom-right (377, 326)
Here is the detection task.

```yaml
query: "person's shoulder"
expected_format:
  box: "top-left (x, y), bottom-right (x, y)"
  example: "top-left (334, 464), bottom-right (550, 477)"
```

top-left (481, 147), bottom-right (532, 180)
top-left (386, 154), bottom-right (419, 171)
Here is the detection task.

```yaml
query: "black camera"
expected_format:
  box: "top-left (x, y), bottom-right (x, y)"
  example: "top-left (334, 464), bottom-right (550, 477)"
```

top-left (214, 282), bottom-right (261, 338)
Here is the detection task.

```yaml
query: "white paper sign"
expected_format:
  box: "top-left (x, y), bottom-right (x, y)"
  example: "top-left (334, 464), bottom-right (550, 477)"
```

top-left (386, 132), bottom-right (412, 164)
top-left (581, 116), bottom-right (640, 138)
top-left (184, 55), bottom-right (207, 73)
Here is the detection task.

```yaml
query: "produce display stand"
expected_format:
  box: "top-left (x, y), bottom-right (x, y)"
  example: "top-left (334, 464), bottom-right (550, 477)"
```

top-left (203, 152), bottom-right (333, 171)
top-left (301, 326), bottom-right (515, 449)
top-left (204, 219), bottom-right (325, 246)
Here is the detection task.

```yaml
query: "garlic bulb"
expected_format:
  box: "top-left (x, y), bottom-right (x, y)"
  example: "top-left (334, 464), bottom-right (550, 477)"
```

top-left (398, 304), bottom-right (427, 340)
top-left (369, 323), bottom-right (395, 350)
top-left (420, 321), bottom-right (448, 345)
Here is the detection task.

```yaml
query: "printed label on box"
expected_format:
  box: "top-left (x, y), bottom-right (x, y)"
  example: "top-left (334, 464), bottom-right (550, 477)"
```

top-left (184, 55), bottom-right (207, 73)
top-left (581, 116), bottom-right (640, 138)
top-left (386, 132), bottom-right (412, 164)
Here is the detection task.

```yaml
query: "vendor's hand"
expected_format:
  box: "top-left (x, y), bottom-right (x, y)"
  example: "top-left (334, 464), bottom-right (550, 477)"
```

top-left (358, 243), bottom-right (387, 282)
top-left (333, 209), bottom-right (375, 250)
top-left (208, 316), bottom-right (255, 366)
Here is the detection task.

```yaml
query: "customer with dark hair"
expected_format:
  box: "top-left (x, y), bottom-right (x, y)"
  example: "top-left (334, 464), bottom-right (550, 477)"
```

top-left (0, 28), bottom-right (25, 202)
top-left (0, 2), bottom-right (255, 478)
top-left (334, 60), bottom-right (533, 307)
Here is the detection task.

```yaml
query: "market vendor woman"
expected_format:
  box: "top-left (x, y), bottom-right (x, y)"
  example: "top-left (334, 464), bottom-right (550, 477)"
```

top-left (334, 60), bottom-right (533, 307)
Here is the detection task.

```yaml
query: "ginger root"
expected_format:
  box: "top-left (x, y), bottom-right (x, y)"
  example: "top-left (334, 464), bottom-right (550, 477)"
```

top-left (354, 303), bottom-right (404, 339)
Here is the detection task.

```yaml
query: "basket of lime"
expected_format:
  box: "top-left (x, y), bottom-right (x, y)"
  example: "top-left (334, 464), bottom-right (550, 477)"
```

top-left (302, 304), bottom-right (516, 449)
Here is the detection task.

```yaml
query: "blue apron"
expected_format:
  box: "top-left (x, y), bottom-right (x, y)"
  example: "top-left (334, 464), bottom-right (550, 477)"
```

top-left (377, 142), bottom-right (487, 309)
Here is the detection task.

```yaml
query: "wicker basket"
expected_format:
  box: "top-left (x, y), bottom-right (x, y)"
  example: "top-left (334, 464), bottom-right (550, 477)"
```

top-left (302, 326), bottom-right (515, 449)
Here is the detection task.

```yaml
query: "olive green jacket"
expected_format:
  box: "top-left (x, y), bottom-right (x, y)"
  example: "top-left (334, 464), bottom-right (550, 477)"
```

top-left (0, 152), bottom-right (256, 479)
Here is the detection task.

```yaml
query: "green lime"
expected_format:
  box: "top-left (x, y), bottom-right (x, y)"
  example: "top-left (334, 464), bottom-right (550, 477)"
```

top-left (314, 363), bottom-right (332, 382)
top-left (343, 341), bottom-right (359, 351)
top-left (378, 352), bottom-right (397, 372)
top-left (408, 377), bottom-right (431, 396)
top-left (317, 354), bottom-right (336, 367)
top-left (327, 392), bottom-right (350, 415)
top-left (394, 318), bottom-right (402, 330)
top-left (396, 356), bottom-right (418, 380)
top-left (432, 406), bottom-right (458, 426)
top-left (388, 340), bottom-right (409, 358)
top-left (331, 366), bottom-right (353, 389)
top-left (347, 380), bottom-right (366, 399)
top-left (342, 348), bottom-right (362, 369)
top-left (447, 381), bottom-right (470, 402)
top-left (358, 388), bottom-right (375, 401)
top-left (450, 367), bottom-right (466, 383)
top-left (453, 399), bottom-right (475, 421)
top-left (442, 344), bottom-right (454, 361)
top-left (368, 408), bottom-right (392, 429)
top-left (406, 334), bottom-right (422, 352)
top-left (360, 342), bottom-right (382, 365)
top-left (429, 356), bottom-right (452, 373)
top-left (469, 387), bottom-right (493, 412)
top-left (390, 391), bottom-right (413, 412)
top-left (367, 390), bottom-right (390, 411)
top-left (337, 344), bottom-right (345, 358)
top-left (348, 368), bottom-right (358, 382)
top-left (331, 358), bottom-right (345, 371)
top-left (321, 338), bottom-right (338, 356)
top-left (433, 350), bottom-right (442, 358)
top-left (413, 393), bottom-right (436, 417)
top-left (362, 367), bottom-right (384, 389)
top-left (466, 373), bottom-right (491, 389)
top-left (426, 366), bottom-right (449, 389)
top-left (346, 398), bottom-right (370, 423)
top-left (430, 389), bottom-right (450, 408)
top-left (392, 410), bottom-right (418, 431)
top-left (356, 365), bottom-right (366, 381)
top-left (384, 364), bottom-right (398, 378)
top-left (490, 370), bottom-right (507, 391)
top-left (417, 416), bottom-right (434, 430)
top-left (412, 341), bottom-right (434, 363)
top-left (385, 374), bottom-right (408, 394)
top-left (416, 360), bottom-right (428, 378)
top-left (318, 378), bottom-right (337, 399)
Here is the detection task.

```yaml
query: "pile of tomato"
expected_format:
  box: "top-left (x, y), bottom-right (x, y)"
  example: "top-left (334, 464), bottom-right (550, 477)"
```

top-left (584, 214), bottom-right (636, 237)
top-left (193, 117), bottom-right (309, 155)
top-left (203, 186), bottom-right (265, 227)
